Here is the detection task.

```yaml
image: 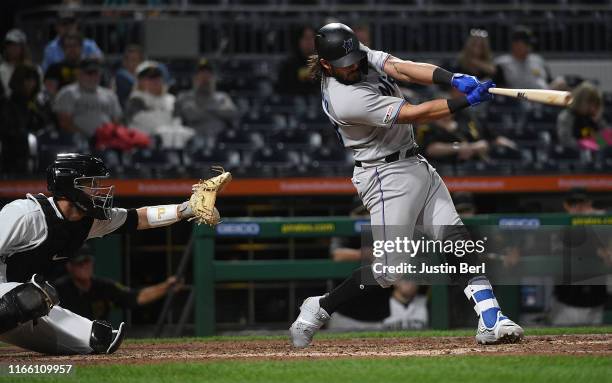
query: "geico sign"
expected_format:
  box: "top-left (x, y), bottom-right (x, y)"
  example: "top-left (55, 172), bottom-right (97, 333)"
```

top-left (216, 223), bottom-right (261, 236)
top-left (498, 218), bottom-right (541, 228)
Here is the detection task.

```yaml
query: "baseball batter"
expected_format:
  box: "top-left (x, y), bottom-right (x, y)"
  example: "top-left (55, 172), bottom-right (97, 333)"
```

top-left (290, 23), bottom-right (524, 347)
top-left (0, 153), bottom-right (201, 355)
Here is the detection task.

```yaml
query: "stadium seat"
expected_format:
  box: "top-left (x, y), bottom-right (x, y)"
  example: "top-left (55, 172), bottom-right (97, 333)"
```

top-left (36, 129), bottom-right (89, 171)
top-left (489, 145), bottom-right (523, 161)
top-left (303, 145), bottom-right (352, 176)
top-left (595, 146), bottom-right (612, 171)
top-left (251, 144), bottom-right (302, 177)
top-left (241, 112), bottom-right (276, 130)
top-left (549, 145), bottom-right (580, 161)
top-left (217, 128), bottom-right (258, 150)
top-left (92, 149), bottom-right (125, 175)
top-left (455, 160), bottom-right (509, 176)
top-left (129, 148), bottom-right (185, 178)
top-left (546, 145), bottom-right (588, 172)
top-left (186, 145), bottom-right (241, 176)
top-left (270, 129), bottom-right (320, 150)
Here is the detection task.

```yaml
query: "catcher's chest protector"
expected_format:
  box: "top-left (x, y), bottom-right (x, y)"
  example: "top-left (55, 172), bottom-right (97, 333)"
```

top-left (5, 194), bottom-right (93, 282)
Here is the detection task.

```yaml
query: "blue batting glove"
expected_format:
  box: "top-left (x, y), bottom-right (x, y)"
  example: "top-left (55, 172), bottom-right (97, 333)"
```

top-left (451, 73), bottom-right (480, 93)
top-left (466, 80), bottom-right (495, 106)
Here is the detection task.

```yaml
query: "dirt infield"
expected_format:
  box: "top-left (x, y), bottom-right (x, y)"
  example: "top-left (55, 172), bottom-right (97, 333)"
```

top-left (1, 334), bottom-right (610, 365)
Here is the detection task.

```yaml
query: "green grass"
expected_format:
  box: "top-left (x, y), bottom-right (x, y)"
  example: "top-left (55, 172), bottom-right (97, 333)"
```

top-left (9, 356), bottom-right (611, 383)
top-left (2, 327), bottom-right (609, 382)
top-left (125, 325), bottom-right (612, 344)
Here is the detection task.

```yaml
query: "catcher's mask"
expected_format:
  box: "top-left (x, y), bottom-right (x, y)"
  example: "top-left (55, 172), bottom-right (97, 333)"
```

top-left (315, 23), bottom-right (368, 80)
top-left (47, 153), bottom-right (114, 220)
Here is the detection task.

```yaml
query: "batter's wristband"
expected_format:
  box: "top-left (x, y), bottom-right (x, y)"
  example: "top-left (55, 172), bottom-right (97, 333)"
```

top-left (433, 67), bottom-right (454, 86)
top-left (447, 96), bottom-right (470, 113)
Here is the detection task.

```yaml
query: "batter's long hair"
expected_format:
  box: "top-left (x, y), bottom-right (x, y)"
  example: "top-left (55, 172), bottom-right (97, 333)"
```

top-left (307, 54), bottom-right (324, 81)
top-left (570, 82), bottom-right (602, 116)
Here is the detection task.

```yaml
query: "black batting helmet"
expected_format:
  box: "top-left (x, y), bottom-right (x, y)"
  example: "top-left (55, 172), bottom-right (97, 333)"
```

top-left (47, 153), bottom-right (114, 220)
top-left (315, 23), bottom-right (366, 68)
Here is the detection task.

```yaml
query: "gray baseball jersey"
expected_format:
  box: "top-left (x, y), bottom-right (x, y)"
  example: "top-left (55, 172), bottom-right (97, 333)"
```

top-left (320, 47), bottom-right (416, 162)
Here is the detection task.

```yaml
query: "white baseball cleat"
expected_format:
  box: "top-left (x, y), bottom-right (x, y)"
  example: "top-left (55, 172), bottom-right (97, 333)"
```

top-left (289, 295), bottom-right (330, 348)
top-left (475, 310), bottom-right (524, 345)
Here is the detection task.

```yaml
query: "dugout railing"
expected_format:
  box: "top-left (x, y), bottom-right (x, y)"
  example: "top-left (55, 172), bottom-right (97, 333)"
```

top-left (191, 214), bottom-right (612, 336)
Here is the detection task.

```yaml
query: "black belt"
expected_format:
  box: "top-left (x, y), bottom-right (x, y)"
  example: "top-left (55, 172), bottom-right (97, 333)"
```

top-left (354, 146), bottom-right (419, 167)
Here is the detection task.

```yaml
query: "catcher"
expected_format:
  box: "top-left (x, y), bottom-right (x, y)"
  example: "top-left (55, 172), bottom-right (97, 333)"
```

top-left (0, 153), bottom-right (230, 355)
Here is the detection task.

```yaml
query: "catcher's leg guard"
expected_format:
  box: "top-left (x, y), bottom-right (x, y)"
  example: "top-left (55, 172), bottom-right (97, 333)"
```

top-left (90, 320), bottom-right (126, 354)
top-left (0, 274), bottom-right (59, 334)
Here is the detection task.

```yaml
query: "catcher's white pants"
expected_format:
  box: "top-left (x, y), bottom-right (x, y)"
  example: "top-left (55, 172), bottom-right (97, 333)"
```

top-left (351, 155), bottom-right (463, 288)
top-left (0, 282), bottom-right (95, 355)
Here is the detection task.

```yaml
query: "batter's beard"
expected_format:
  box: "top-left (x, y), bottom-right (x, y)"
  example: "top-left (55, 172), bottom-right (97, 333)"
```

top-left (330, 59), bottom-right (369, 85)
top-left (334, 72), bottom-right (363, 85)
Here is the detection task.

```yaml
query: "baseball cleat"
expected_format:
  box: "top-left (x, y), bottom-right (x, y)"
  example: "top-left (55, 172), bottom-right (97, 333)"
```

top-left (289, 295), bottom-right (330, 348)
top-left (475, 310), bottom-right (524, 345)
top-left (106, 322), bottom-right (126, 354)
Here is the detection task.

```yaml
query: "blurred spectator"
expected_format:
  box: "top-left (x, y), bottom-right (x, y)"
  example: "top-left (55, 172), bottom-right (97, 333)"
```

top-left (125, 60), bottom-right (194, 148)
top-left (276, 26), bottom-right (318, 95)
top-left (562, 188), bottom-right (605, 215)
top-left (174, 58), bottom-right (238, 140)
top-left (419, 89), bottom-right (517, 165)
top-left (551, 190), bottom-right (608, 326)
top-left (44, 32), bottom-right (84, 96)
top-left (453, 191), bottom-right (476, 217)
top-left (0, 64), bottom-right (51, 173)
top-left (54, 250), bottom-right (182, 322)
top-left (42, 11), bottom-right (103, 72)
top-left (0, 29), bottom-right (31, 97)
top-left (382, 279), bottom-right (428, 330)
top-left (54, 58), bottom-right (121, 139)
top-left (557, 82), bottom-right (610, 151)
top-left (456, 28), bottom-right (496, 79)
top-left (494, 26), bottom-right (551, 89)
top-left (114, 45), bottom-right (144, 108)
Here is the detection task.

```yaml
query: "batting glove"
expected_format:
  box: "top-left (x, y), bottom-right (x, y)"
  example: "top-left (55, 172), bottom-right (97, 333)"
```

top-left (451, 73), bottom-right (480, 93)
top-left (466, 80), bottom-right (495, 106)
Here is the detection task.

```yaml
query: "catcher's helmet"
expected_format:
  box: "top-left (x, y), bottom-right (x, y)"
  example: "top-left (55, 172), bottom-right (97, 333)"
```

top-left (47, 153), bottom-right (114, 220)
top-left (315, 23), bottom-right (366, 68)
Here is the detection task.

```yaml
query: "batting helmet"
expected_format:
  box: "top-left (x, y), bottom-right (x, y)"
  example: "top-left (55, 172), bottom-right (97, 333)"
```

top-left (315, 23), bottom-right (366, 68)
top-left (47, 153), bottom-right (114, 220)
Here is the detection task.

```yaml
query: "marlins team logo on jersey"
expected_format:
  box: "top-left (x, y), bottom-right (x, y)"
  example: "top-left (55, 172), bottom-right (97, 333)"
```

top-left (342, 38), bottom-right (354, 54)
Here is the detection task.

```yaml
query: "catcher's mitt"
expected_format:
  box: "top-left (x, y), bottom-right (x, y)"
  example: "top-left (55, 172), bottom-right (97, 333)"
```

top-left (188, 166), bottom-right (232, 226)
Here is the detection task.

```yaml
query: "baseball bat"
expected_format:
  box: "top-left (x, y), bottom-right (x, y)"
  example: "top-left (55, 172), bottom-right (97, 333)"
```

top-left (488, 88), bottom-right (573, 107)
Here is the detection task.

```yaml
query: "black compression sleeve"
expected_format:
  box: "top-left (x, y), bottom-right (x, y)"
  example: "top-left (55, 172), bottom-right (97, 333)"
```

top-left (433, 67), bottom-right (454, 86)
top-left (116, 208), bottom-right (139, 233)
top-left (447, 96), bottom-right (470, 113)
top-left (319, 265), bottom-right (381, 315)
